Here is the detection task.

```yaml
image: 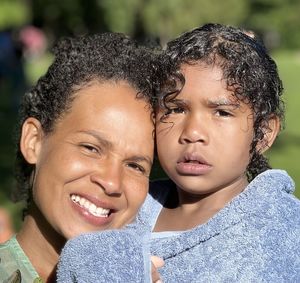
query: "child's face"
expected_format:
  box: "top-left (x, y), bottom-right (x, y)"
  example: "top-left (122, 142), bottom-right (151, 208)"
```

top-left (156, 64), bottom-right (254, 199)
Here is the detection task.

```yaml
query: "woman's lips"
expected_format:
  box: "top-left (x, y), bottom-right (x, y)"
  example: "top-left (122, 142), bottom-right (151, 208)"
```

top-left (71, 194), bottom-right (111, 217)
top-left (70, 193), bottom-right (116, 227)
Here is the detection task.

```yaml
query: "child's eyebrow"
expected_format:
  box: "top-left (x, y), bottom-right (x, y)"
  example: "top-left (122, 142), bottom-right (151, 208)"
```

top-left (207, 98), bottom-right (240, 108)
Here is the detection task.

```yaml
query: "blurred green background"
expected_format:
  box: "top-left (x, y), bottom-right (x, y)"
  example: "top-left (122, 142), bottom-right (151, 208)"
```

top-left (0, 0), bottom-right (299, 231)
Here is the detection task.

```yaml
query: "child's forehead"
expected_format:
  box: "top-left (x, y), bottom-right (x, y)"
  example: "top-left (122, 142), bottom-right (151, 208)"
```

top-left (179, 63), bottom-right (244, 93)
top-left (180, 62), bottom-right (224, 78)
top-left (179, 63), bottom-right (226, 89)
top-left (177, 63), bottom-right (253, 108)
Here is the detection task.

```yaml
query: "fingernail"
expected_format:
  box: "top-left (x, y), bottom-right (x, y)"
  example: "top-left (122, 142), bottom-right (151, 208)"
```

top-left (156, 280), bottom-right (163, 283)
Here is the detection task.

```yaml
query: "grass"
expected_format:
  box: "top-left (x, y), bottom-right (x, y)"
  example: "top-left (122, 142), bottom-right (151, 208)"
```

top-left (1, 49), bottom-right (299, 231)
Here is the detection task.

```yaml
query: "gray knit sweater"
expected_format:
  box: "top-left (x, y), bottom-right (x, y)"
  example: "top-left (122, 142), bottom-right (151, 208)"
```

top-left (139, 169), bottom-right (300, 282)
top-left (57, 169), bottom-right (300, 282)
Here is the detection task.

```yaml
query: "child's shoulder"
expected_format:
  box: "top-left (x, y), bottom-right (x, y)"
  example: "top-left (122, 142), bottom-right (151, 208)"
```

top-left (245, 170), bottom-right (300, 237)
top-left (249, 169), bottom-right (300, 212)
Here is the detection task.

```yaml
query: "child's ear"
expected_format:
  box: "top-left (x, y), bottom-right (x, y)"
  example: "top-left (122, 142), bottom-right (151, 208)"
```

top-left (258, 115), bottom-right (280, 154)
top-left (20, 118), bottom-right (44, 164)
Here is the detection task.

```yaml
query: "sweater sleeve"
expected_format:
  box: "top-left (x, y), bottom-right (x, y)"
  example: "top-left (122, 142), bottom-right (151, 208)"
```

top-left (56, 222), bottom-right (152, 283)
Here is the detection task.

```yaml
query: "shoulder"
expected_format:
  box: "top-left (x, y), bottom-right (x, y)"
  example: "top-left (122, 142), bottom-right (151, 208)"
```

top-left (137, 179), bottom-right (175, 226)
top-left (238, 172), bottom-right (300, 274)
top-left (244, 170), bottom-right (300, 236)
top-left (0, 236), bottom-right (40, 282)
top-left (245, 169), bottom-right (300, 216)
top-left (0, 236), bottom-right (17, 255)
top-left (257, 170), bottom-right (300, 223)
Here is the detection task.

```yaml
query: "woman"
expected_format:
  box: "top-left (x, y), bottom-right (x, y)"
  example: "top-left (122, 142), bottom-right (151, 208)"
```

top-left (0, 32), bottom-right (158, 282)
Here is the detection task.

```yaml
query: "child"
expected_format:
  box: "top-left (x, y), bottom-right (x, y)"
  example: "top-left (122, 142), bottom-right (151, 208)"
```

top-left (57, 23), bottom-right (300, 282)
top-left (142, 22), bottom-right (300, 282)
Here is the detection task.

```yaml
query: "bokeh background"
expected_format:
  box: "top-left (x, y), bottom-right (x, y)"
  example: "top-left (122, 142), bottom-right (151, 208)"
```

top-left (1, 0), bottom-right (299, 231)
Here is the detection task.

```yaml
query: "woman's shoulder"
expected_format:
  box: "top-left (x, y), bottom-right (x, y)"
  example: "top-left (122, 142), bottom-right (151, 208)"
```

top-left (0, 236), bottom-right (42, 283)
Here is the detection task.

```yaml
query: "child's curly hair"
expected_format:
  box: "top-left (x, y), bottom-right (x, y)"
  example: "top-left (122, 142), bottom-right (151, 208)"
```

top-left (157, 23), bottom-right (284, 181)
top-left (14, 32), bottom-right (159, 207)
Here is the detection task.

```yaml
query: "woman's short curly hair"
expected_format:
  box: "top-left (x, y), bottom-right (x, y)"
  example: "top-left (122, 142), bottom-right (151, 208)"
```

top-left (158, 23), bottom-right (284, 181)
top-left (14, 32), bottom-right (158, 203)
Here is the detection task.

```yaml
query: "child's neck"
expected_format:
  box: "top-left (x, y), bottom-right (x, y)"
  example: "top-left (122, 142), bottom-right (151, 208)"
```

top-left (154, 178), bottom-right (248, 232)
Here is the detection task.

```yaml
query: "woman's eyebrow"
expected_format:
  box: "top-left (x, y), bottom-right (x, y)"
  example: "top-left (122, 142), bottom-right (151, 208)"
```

top-left (127, 156), bottom-right (153, 167)
top-left (77, 130), bottom-right (153, 166)
top-left (77, 130), bottom-right (113, 149)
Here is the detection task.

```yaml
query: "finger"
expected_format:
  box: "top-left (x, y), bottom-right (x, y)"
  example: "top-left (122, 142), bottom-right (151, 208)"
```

top-left (151, 262), bottom-right (163, 283)
top-left (151, 255), bottom-right (164, 268)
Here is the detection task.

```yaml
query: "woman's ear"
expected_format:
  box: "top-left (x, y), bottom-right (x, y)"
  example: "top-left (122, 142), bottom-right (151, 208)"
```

top-left (20, 118), bottom-right (44, 164)
top-left (259, 115), bottom-right (281, 154)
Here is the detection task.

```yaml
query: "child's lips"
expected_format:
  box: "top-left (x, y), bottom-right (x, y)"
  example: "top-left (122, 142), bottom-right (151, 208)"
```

top-left (176, 152), bottom-right (212, 175)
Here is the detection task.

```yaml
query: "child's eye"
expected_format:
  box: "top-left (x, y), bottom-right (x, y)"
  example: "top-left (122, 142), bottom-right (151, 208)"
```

top-left (164, 107), bottom-right (185, 116)
top-left (216, 109), bottom-right (233, 117)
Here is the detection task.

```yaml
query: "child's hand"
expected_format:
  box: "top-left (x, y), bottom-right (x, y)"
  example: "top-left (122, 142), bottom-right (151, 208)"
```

top-left (151, 256), bottom-right (164, 283)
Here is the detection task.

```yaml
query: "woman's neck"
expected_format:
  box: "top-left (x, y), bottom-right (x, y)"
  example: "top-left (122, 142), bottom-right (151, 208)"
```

top-left (16, 208), bottom-right (65, 282)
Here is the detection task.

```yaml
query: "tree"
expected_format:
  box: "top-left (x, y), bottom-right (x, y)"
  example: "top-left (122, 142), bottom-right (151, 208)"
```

top-left (100, 0), bottom-right (250, 45)
top-left (30, 0), bottom-right (108, 39)
top-left (0, 0), bottom-right (30, 30)
top-left (142, 0), bottom-right (249, 45)
top-left (245, 0), bottom-right (300, 49)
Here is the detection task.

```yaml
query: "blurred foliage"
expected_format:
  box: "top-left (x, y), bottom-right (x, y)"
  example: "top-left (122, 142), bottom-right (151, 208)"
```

top-left (267, 50), bottom-right (300, 186)
top-left (0, 0), bottom-right (30, 29)
top-left (100, 0), bottom-right (249, 44)
top-left (24, 52), bottom-right (53, 84)
top-left (30, 0), bottom-right (108, 39)
top-left (0, 0), bottom-right (298, 48)
top-left (142, 0), bottom-right (249, 44)
top-left (100, 0), bottom-right (141, 35)
top-left (245, 0), bottom-right (300, 49)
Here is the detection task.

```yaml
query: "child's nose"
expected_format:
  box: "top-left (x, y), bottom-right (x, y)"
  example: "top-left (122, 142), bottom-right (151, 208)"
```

top-left (179, 114), bottom-right (208, 144)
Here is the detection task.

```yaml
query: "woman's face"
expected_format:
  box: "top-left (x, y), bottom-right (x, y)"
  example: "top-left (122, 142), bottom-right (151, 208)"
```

top-left (23, 81), bottom-right (154, 240)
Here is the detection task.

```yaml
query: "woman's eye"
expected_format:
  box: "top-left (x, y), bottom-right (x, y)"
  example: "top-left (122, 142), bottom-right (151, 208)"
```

top-left (127, 163), bottom-right (146, 174)
top-left (82, 144), bottom-right (99, 153)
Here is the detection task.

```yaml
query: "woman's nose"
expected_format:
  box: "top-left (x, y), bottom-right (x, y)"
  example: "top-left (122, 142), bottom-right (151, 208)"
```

top-left (90, 160), bottom-right (123, 196)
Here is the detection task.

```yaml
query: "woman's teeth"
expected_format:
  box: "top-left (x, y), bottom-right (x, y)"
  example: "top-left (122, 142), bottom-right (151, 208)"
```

top-left (71, 194), bottom-right (110, 217)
